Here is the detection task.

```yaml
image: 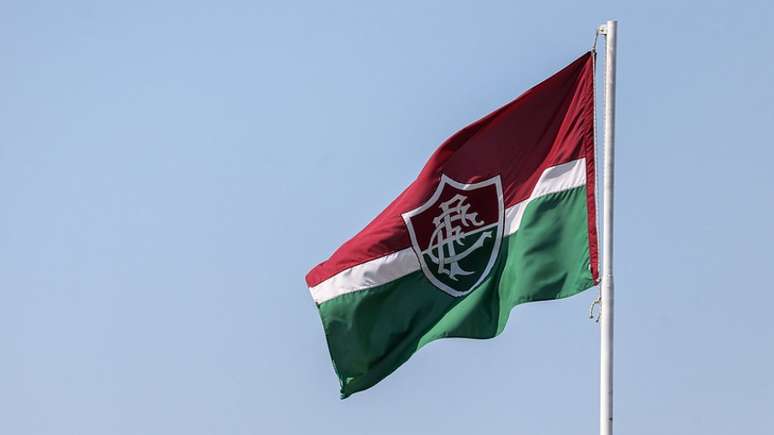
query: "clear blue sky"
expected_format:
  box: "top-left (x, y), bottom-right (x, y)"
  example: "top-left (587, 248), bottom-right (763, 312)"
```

top-left (2, 1), bottom-right (773, 434)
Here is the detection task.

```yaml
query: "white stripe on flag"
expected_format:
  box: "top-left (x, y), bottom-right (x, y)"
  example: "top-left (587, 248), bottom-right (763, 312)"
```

top-left (310, 158), bottom-right (587, 304)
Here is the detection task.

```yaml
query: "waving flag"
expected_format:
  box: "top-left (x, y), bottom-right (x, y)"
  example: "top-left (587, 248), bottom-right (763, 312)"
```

top-left (306, 52), bottom-right (599, 398)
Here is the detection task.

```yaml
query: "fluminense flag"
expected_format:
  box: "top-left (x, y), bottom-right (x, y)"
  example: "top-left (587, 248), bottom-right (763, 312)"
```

top-left (306, 52), bottom-right (599, 398)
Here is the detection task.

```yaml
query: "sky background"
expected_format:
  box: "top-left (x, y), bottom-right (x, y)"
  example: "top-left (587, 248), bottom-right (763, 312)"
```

top-left (2, 1), bottom-right (773, 434)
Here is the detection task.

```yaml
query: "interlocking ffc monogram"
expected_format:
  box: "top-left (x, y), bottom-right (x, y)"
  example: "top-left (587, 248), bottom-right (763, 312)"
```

top-left (426, 194), bottom-right (491, 280)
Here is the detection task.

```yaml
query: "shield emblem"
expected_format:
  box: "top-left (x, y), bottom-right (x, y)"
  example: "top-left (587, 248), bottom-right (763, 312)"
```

top-left (402, 174), bottom-right (504, 297)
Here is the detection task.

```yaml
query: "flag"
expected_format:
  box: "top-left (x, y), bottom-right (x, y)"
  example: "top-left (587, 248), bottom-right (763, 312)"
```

top-left (306, 52), bottom-right (599, 398)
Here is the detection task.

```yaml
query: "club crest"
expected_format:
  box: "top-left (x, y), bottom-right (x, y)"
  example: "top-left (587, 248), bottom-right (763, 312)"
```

top-left (402, 174), bottom-right (504, 297)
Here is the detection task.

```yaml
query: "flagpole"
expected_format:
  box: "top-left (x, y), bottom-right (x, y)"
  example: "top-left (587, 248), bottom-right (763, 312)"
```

top-left (599, 19), bottom-right (617, 435)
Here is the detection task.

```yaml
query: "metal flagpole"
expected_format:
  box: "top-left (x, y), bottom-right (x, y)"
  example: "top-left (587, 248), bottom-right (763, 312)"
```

top-left (598, 19), bottom-right (617, 435)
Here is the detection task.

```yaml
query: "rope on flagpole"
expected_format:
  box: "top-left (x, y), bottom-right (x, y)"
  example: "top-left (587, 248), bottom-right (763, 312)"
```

top-left (588, 26), bottom-right (603, 323)
top-left (589, 296), bottom-right (601, 322)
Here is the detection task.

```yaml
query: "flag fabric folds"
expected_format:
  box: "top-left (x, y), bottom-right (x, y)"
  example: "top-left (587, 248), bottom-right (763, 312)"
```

top-left (306, 52), bottom-right (599, 398)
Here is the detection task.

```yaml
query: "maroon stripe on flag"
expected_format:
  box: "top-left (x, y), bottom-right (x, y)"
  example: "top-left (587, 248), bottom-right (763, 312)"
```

top-left (306, 52), bottom-right (596, 288)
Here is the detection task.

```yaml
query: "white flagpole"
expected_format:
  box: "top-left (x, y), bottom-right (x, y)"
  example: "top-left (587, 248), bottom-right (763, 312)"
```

top-left (599, 19), bottom-right (617, 435)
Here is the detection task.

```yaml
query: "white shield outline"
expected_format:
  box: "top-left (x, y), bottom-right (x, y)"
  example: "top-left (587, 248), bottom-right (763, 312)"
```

top-left (402, 174), bottom-right (504, 297)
